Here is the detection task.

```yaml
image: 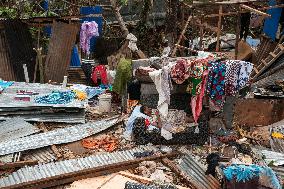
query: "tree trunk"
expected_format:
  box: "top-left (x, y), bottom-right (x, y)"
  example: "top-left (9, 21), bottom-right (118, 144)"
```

top-left (110, 0), bottom-right (129, 38)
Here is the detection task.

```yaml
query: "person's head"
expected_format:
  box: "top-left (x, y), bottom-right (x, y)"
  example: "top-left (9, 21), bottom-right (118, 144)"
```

top-left (140, 105), bottom-right (152, 116)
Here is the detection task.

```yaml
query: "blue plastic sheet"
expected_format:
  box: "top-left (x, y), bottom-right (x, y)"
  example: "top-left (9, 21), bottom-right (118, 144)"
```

top-left (70, 46), bottom-right (81, 67)
top-left (263, 0), bottom-right (283, 40)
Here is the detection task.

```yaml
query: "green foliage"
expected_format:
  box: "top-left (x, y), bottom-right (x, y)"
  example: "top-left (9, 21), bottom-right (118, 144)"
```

top-left (0, 7), bottom-right (17, 18)
top-left (120, 0), bottom-right (129, 5)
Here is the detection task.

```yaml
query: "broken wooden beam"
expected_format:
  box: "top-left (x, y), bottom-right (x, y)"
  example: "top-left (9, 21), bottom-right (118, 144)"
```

top-left (240, 4), bottom-right (271, 17)
top-left (171, 16), bottom-right (192, 56)
top-left (0, 160), bottom-right (38, 170)
top-left (216, 5), bottom-right (223, 52)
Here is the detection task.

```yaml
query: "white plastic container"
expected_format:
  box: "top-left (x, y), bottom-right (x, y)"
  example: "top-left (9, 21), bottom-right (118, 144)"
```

top-left (98, 93), bottom-right (112, 113)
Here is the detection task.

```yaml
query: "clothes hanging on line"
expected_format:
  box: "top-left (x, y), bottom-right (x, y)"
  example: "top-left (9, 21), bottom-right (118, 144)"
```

top-left (91, 65), bottom-right (108, 85)
top-left (80, 21), bottom-right (99, 55)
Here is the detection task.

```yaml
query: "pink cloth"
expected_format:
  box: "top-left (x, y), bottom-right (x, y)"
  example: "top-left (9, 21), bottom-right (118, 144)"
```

top-left (191, 70), bottom-right (209, 123)
top-left (80, 21), bottom-right (99, 55)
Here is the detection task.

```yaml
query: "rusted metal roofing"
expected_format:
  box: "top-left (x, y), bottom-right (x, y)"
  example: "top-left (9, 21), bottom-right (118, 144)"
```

top-left (44, 21), bottom-right (79, 83)
top-left (177, 154), bottom-right (220, 189)
top-left (3, 20), bottom-right (36, 82)
top-left (0, 29), bottom-right (15, 81)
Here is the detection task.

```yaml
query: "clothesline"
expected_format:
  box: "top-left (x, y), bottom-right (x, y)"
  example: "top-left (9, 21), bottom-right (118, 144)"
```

top-left (146, 54), bottom-right (253, 123)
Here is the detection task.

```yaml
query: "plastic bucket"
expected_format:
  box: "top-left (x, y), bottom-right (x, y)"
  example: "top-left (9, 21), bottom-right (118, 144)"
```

top-left (98, 93), bottom-right (112, 113)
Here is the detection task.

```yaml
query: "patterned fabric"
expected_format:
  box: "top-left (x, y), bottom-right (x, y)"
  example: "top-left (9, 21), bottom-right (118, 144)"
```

top-left (187, 77), bottom-right (202, 96)
top-left (225, 60), bottom-right (242, 96)
top-left (237, 61), bottom-right (253, 89)
top-left (35, 91), bottom-right (75, 104)
top-left (80, 21), bottom-right (99, 55)
top-left (170, 59), bottom-right (190, 84)
top-left (191, 70), bottom-right (209, 123)
top-left (207, 61), bottom-right (226, 109)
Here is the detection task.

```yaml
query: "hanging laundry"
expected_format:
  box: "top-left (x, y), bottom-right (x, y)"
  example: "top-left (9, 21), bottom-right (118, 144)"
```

top-left (170, 59), bottom-right (190, 84)
top-left (126, 33), bottom-right (138, 52)
top-left (80, 21), bottom-right (99, 55)
top-left (91, 65), bottom-right (108, 85)
top-left (113, 58), bottom-right (132, 95)
top-left (207, 61), bottom-right (226, 109)
top-left (191, 70), bottom-right (209, 123)
top-left (149, 66), bottom-right (172, 118)
top-left (35, 91), bottom-right (75, 104)
top-left (224, 60), bottom-right (242, 96)
top-left (237, 61), bottom-right (253, 90)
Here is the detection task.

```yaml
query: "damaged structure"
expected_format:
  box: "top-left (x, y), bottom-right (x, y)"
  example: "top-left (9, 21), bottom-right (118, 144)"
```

top-left (0, 0), bottom-right (284, 189)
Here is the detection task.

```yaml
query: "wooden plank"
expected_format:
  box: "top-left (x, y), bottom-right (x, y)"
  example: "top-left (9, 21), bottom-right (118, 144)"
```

top-left (269, 52), bottom-right (277, 58)
top-left (216, 5), bottom-right (223, 52)
top-left (253, 67), bottom-right (259, 74)
top-left (279, 44), bottom-right (284, 51)
top-left (253, 44), bottom-right (284, 79)
top-left (240, 4), bottom-right (271, 17)
top-left (235, 6), bottom-right (241, 59)
top-left (261, 59), bottom-right (268, 66)
top-left (205, 4), bottom-right (284, 18)
top-left (0, 160), bottom-right (38, 170)
top-left (171, 16), bottom-right (192, 56)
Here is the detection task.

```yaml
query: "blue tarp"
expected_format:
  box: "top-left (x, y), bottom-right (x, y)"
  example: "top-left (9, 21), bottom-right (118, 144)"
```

top-left (263, 0), bottom-right (283, 41)
top-left (70, 46), bottom-right (81, 67)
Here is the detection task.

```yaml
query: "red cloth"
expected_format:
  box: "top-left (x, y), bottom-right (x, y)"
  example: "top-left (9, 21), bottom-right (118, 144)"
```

top-left (191, 70), bottom-right (209, 123)
top-left (144, 119), bottom-right (151, 128)
top-left (91, 65), bottom-right (108, 85)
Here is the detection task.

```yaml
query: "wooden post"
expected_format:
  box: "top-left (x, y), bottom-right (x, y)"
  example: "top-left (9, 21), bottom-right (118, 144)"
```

top-left (171, 16), bottom-right (192, 56)
top-left (216, 5), bottom-right (223, 52)
top-left (23, 64), bottom-right (29, 83)
top-left (199, 16), bottom-right (204, 50)
top-left (235, 5), bottom-right (241, 60)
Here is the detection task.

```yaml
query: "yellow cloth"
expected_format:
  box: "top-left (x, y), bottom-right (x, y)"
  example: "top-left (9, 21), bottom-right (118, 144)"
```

top-left (73, 90), bottom-right (87, 100)
top-left (271, 132), bottom-right (284, 139)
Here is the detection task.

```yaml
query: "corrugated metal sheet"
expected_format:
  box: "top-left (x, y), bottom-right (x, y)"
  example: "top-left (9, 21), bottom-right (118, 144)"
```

top-left (0, 145), bottom-right (158, 188)
top-left (0, 28), bottom-right (15, 81)
top-left (0, 118), bottom-right (40, 143)
top-left (0, 82), bottom-right (86, 123)
top-left (0, 153), bottom-right (21, 163)
top-left (177, 154), bottom-right (220, 189)
top-left (44, 21), bottom-right (79, 83)
top-left (22, 148), bottom-right (57, 163)
top-left (0, 117), bottom-right (119, 156)
top-left (3, 20), bottom-right (36, 82)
